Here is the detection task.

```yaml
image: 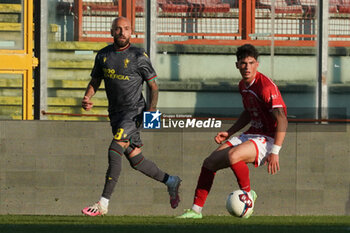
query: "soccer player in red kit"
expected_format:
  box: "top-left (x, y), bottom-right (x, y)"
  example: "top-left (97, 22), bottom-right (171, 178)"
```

top-left (178, 44), bottom-right (288, 219)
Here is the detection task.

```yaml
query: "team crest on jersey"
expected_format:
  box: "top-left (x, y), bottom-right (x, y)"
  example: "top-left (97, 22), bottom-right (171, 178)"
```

top-left (124, 58), bottom-right (130, 68)
top-left (103, 57), bottom-right (107, 63)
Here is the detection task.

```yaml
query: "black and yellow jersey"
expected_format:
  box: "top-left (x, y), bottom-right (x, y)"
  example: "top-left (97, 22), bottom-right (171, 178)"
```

top-left (91, 44), bottom-right (157, 114)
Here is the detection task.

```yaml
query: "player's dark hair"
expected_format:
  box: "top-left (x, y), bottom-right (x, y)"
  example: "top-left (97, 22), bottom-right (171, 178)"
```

top-left (236, 44), bottom-right (259, 61)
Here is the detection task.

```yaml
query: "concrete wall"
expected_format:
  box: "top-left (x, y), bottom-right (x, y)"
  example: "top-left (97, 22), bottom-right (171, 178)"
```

top-left (0, 120), bottom-right (350, 216)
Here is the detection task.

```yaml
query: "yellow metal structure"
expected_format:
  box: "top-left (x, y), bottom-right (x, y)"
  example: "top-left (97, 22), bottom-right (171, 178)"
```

top-left (0, 0), bottom-right (37, 120)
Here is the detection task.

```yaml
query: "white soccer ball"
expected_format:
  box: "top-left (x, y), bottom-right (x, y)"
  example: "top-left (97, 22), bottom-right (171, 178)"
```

top-left (226, 190), bottom-right (254, 218)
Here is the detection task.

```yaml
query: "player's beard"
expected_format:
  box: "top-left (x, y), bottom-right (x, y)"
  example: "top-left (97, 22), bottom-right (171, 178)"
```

top-left (114, 36), bottom-right (130, 49)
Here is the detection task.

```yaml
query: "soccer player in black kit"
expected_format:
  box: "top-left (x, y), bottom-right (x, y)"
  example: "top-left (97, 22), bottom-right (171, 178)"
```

top-left (81, 17), bottom-right (181, 216)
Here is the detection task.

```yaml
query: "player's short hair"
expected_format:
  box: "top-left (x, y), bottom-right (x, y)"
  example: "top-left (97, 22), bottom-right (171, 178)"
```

top-left (111, 16), bottom-right (130, 30)
top-left (236, 44), bottom-right (259, 61)
top-left (111, 17), bottom-right (119, 29)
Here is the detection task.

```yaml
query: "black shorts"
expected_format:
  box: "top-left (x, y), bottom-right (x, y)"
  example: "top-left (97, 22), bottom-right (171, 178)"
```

top-left (110, 109), bottom-right (144, 148)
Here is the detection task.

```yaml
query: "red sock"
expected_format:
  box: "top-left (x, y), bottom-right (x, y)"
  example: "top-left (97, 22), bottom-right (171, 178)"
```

top-left (230, 161), bottom-right (251, 192)
top-left (193, 166), bottom-right (216, 207)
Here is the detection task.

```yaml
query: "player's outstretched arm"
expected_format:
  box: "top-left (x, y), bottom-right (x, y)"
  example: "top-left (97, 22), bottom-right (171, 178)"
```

top-left (226, 110), bottom-right (251, 136)
top-left (146, 80), bottom-right (159, 112)
top-left (82, 77), bottom-right (102, 111)
top-left (266, 107), bottom-right (288, 174)
top-left (214, 110), bottom-right (251, 144)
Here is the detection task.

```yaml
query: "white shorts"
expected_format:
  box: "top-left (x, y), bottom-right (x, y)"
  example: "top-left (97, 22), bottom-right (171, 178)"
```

top-left (226, 133), bottom-right (274, 167)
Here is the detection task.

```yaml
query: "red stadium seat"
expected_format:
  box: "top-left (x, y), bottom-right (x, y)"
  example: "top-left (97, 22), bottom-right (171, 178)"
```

top-left (329, 0), bottom-right (340, 13)
top-left (204, 0), bottom-right (230, 13)
top-left (142, 0), bottom-right (190, 13)
top-left (187, 0), bottom-right (230, 13)
top-left (160, 0), bottom-right (189, 13)
top-left (256, 0), bottom-right (271, 10)
top-left (256, 0), bottom-right (303, 14)
top-left (136, 0), bottom-right (144, 12)
top-left (157, 0), bottom-right (167, 7)
top-left (82, 3), bottom-right (118, 13)
top-left (223, 0), bottom-right (239, 9)
top-left (160, 4), bottom-right (189, 12)
top-left (299, 0), bottom-right (317, 15)
top-left (338, 0), bottom-right (350, 13)
top-left (187, 0), bottom-right (205, 13)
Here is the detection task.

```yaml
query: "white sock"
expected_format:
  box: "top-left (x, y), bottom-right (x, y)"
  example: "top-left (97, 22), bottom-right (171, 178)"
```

top-left (192, 204), bottom-right (202, 214)
top-left (99, 197), bottom-right (109, 208)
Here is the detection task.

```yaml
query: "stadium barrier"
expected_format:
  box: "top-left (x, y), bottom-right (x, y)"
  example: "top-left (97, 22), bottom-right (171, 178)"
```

top-left (0, 120), bottom-right (349, 216)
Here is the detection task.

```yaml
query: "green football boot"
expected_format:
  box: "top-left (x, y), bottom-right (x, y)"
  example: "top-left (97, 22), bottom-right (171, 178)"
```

top-left (242, 190), bottom-right (258, 219)
top-left (176, 209), bottom-right (203, 219)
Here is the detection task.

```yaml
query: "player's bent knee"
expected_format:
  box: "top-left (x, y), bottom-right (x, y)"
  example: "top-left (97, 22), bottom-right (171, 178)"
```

top-left (228, 148), bottom-right (245, 164)
top-left (109, 140), bottom-right (125, 157)
top-left (203, 155), bottom-right (224, 172)
top-left (203, 148), bottom-right (231, 171)
top-left (203, 156), bottom-right (215, 170)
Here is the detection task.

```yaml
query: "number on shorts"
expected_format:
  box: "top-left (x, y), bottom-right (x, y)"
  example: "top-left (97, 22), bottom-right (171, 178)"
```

top-left (114, 128), bottom-right (124, 140)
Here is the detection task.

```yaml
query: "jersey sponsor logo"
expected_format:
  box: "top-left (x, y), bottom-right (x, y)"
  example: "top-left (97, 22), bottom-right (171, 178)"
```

top-left (251, 119), bottom-right (263, 129)
top-left (124, 58), bottom-right (130, 68)
top-left (103, 68), bottom-right (129, 80)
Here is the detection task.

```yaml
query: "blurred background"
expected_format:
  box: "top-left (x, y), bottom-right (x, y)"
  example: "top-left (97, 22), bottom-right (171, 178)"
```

top-left (1, 0), bottom-right (350, 121)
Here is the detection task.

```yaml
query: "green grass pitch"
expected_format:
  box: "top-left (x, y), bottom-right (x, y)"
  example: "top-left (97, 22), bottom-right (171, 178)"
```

top-left (0, 215), bottom-right (349, 233)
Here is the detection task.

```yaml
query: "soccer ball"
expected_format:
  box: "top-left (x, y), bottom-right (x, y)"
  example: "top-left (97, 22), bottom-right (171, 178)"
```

top-left (226, 190), bottom-right (254, 218)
